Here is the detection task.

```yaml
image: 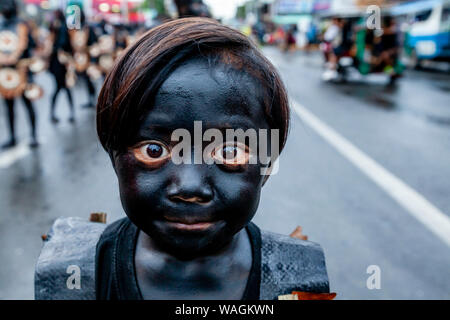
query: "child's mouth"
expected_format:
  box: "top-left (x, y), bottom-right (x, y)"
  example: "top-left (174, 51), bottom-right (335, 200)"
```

top-left (162, 216), bottom-right (221, 231)
top-left (165, 221), bottom-right (215, 231)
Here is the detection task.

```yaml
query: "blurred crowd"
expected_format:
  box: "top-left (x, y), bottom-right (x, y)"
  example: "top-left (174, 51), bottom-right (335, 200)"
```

top-left (0, 0), bottom-right (162, 150)
top-left (320, 16), bottom-right (402, 83)
top-left (248, 15), bottom-right (403, 84)
top-left (0, 0), bottom-right (222, 150)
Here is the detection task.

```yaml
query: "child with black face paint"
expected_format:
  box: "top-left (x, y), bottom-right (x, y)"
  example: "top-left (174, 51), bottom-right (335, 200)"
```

top-left (35, 18), bottom-right (331, 300)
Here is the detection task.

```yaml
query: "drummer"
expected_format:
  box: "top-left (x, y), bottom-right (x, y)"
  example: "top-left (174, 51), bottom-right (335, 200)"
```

top-left (48, 9), bottom-right (75, 123)
top-left (69, 9), bottom-right (98, 109)
top-left (0, 0), bottom-right (38, 149)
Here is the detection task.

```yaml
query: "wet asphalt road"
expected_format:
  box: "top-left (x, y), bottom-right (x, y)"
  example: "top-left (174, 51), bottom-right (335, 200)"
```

top-left (0, 47), bottom-right (449, 299)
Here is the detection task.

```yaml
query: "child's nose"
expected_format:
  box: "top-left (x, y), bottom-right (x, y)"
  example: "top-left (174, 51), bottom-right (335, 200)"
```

top-left (166, 165), bottom-right (214, 204)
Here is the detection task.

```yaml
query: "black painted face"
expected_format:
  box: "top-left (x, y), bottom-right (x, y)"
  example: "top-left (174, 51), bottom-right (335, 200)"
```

top-left (112, 58), bottom-right (271, 257)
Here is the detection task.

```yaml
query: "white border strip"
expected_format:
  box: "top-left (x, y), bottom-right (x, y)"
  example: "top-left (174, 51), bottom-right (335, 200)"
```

top-left (291, 100), bottom-right (450, 247)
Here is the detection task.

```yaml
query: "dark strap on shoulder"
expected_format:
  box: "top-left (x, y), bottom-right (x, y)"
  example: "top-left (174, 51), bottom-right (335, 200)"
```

top-left (95, 217), bottom-right (140, 300)
top-left (241, 222), bottom-right (261, 300)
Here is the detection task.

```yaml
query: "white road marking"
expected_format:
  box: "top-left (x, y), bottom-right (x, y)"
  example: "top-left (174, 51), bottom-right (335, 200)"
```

top-left (0, 143), bottom-right (30, 169)
top-left (291, 100), bottom-right (450, 248)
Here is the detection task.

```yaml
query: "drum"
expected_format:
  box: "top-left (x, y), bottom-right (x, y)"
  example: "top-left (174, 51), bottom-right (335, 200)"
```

top-left (57, 50), bottom-right (71, 65)
top-left (87, 64), bottom-right (102, 81)
top-left (28, 58), bottom-right (47, 74)
top-left (0, 31), bottom-right (19, 54)
top-left (98, 54), bottom-right (114, 73)
top-left (71, 30), bottom-right (88, 52)
top-left (74, 52), bottom-right (89, 72)
top-left (89, 44), bottom-right (101, 58)
top-left (24, 83), bottom-right (44, 101)
top-left (0, 67), bottom-right (26, 99)
top-left (98, 35), bottom-right (114, 54)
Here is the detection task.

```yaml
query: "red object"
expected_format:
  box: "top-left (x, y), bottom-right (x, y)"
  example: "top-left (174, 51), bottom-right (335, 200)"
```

top-left (128, 12), bottom-right (145, 23)
top-left (292, 291), bottom-right (337, 300)
top-left (91, 0), bottom-right (145, 23)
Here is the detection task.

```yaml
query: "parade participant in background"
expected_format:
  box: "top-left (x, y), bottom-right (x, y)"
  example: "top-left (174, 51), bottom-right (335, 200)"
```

top-left (112, 24), bottom-right (128, 60)
top-left (0, 0), bottom-right (39, 149)
top-left (47, 9), bottom-right (75, 123)
top-left (324, 18), bottom-right (353, 69)
top-left (70, 10), bottom-right (97, 109)
top-left (113, 24), bottom-right (127, 51)
top-left (93, 24), bottom-right (116, 79)
top-left (305, 21), bottom-right (318, 52)
top-left (322, 17), bottom-right (341, 64)
top-left (284, 24), bottom-right (297, 52)
top-left (334, 19), bottom-right (354, 59)
top-left (35, 18), bottom-right (332, 301)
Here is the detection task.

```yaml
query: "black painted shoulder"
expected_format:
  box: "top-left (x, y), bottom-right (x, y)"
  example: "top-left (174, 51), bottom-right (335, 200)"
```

top-left (34, 217), bottom-right (107, 300)
top-left (259, 230), bottom-right (330, 300)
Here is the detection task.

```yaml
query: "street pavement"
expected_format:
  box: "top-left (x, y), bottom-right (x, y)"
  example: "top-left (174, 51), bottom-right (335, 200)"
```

top-left (0, 47), bottom-right (449, 299)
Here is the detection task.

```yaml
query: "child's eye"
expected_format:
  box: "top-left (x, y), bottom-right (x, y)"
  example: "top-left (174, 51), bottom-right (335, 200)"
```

top-left (146, 143), bottom-right (166, 158)
top-left (132, 141), bottom-right (170, 168)
top-left (212, 142), bottom-right (249, 169)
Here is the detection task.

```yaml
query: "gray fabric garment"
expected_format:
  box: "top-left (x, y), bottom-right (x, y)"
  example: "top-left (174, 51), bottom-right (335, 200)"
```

top-left (35, 217), bottom-right (329, 300)
top-left (34, 217), bottom-right (106, 300)
top-left (259, 230), bottom-right (329, 299)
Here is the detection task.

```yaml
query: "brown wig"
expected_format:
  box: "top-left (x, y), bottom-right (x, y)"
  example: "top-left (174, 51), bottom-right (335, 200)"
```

top-left (96, 18), bottom-right (290, 154)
